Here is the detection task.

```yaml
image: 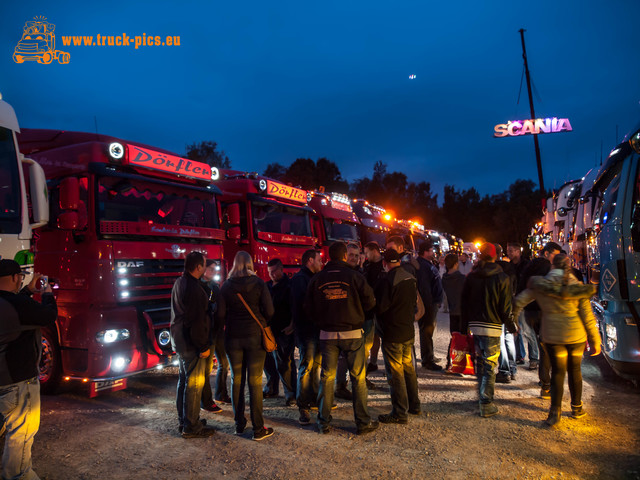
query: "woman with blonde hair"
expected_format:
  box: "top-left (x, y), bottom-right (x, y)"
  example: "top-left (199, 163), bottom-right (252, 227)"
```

top-left (513, 253), bottom-right (601, 427)
top-left (217, 251), bottom-right (275, 440)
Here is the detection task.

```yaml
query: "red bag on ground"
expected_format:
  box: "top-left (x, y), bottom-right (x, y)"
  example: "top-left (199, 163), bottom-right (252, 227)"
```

top-left (448, 332), bottom-right (475, 375)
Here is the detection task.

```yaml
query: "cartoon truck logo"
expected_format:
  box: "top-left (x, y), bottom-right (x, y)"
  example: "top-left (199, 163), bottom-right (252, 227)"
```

top-left (13, 17), bottom-right (70, 64)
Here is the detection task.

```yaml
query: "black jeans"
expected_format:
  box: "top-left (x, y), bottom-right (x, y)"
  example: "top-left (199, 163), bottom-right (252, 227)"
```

top-left (214, 333), bottom-right (229, 400)
top-left (418, 304), bottom-right (439, 365)
top-left (176, 353), bottom-right (207, 433)
top-left (296, 333), bottom-right (321, 409)
top-left (543, 342), bottom-right (586, 408)
top-left (226, 335), bottom-right (267, 432)
top-left (264, 331), bottom-right (297, 400)
top-left (381, 339), bottom-right (420, 420)
top-left (317, 336), bottom-right (371, 429)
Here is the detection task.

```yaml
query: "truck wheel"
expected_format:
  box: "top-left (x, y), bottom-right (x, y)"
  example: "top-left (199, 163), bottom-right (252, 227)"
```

top-left (38, 52), bottom-right (53, 64)
top-left (39, 329), bottom-right (62, 394)
top-left (57, 52), bottom-right (70, 64)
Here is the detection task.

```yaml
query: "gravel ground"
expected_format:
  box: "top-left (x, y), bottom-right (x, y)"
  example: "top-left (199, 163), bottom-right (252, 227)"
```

top-left (5, 312), bottom-right (640, 479)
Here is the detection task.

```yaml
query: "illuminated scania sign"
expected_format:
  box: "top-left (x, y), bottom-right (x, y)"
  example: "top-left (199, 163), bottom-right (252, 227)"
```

top-left (125, 145), bottom-right (218, 182)
top-left (266, 180), bottom-right (307, 203)
top-left (494, 118), bottom-right (572, 138)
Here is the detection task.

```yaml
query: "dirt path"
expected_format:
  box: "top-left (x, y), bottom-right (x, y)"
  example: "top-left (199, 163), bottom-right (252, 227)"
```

top-left (13, 313), bottom-right (640, 479)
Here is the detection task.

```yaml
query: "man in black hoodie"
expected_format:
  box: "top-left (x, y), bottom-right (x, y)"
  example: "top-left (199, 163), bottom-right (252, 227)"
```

top-left (0, 260), bottom-right (57, 480)
top-left (375, 249), bottom-right (421, 424)
top-left (170, 251), bottom-right (216, 438)
top-left (305, 242), bottom-right (378, 435)
top-left (291, 249), bottom-right (323, 425)
top-left (461, 244), bottom-right (515, 418)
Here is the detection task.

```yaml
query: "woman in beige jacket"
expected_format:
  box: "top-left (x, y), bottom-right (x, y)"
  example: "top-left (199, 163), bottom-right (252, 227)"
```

top-left (513, 254), bottom-right (601, 426)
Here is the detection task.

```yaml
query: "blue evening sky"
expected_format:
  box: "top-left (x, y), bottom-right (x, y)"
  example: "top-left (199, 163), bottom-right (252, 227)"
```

top-left (2, 1), bottom-right (639, 201)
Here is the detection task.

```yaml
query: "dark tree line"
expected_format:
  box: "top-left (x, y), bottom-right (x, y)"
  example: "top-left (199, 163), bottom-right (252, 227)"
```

top-left (186, 139), bottom-right (542, 248)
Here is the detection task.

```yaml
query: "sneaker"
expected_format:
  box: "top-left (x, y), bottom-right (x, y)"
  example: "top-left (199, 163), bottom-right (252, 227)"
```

top-left (235, 419), bottom-right (247, 435)
top-left (285, 397), bottom-right (296, 407)
top-left (422, 362), bottom-right (443, 372)
top-left (253, 427), bottom-right (275, 441)
top-left (495, 373), bottom-right (511, 384)
top-left (298, 409), bottom-right (311, 425)
top-left (408, 408), bottom-right (422, 416)
top-left (378, 413), bottom-right (408, 424)
top-left (366, 379), bottom-right (377, 390)
top-left (318, 425), bottom-right (332, 434)
top-left (510, 374), bottom-right (517, 381)
top-left (479, 403), bottom-right (499, 418)
top-left (182, 425), bottom-right (216, 438)
top-left (356, 421), bottom-right (380, 435)
top-left (202, 403), bottom-right (223, 413)
top-left (516, 358), bottom-right (525, 365)
top-left (215, 395), bottom-right (232, 404)
top-left (178, 418), bottom-right (206, 434)
top-left (263, 391), bottom-right (279, 399)
top-left (540, 388), bottom-right (551, 400)
top-left (335, 385), bottom-right (353, 401)
top-left (528, 361), bottom-right (539, 371)
top-left (366, 363), bottom-right (378, 373)
top-left (571, 404), bottom-right (586, 419)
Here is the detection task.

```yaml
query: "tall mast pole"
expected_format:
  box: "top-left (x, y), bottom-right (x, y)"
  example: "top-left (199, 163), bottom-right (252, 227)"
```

top-left (519, 28), bottom-right (545, 196)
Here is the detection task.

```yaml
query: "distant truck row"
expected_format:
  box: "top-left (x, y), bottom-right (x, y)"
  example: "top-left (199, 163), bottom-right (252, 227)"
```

top-left (1, 97), bottom-right (462, 396)
top-left (530, 121), bottom-right (640, 383)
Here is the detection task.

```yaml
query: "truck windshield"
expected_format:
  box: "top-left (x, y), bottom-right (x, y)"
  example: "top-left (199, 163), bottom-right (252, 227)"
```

top-left (98, 177), bottom-right (219, 228)
top-left (324, 219), bottom-right (359, 242)
top-left (0, 127), bottom-right (21, 234)
top-left (252, 201), bottom-right (310, 236)
top-left (361, 227), bottom-right (387, 247)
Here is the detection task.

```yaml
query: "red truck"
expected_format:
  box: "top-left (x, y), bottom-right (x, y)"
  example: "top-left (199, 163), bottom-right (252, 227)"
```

top-left (308, 191), bottom-right (361, 257)
top-left (218, 172), bottom-right (316, 279)
top-left (18, 129), bottom-right (226, 396)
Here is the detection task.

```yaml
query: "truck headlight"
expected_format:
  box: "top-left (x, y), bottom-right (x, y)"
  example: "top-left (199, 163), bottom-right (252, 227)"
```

top-left (605, 324), bottom-right (617, 351)
top-left (97, 329), bottom-right (130, 344)
top-left (157, 329), bottom-right (171, 347)
top-left (111, 356), bottom-right (129, 372)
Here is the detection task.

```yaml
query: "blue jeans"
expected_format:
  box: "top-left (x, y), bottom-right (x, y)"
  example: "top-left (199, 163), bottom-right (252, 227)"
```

top-left (519, 311), bottom-right (539, 362)
top-left (0, 377), bottom-right (40, 480)
top-left (214, 333), bottom-right (229, 400)
top-left (176, 354), bottom-right (207, 433)
top-left (226, 335), bottom-right (267, 432)
top-left (296, 334), bottom-right (321, 409)
top-left (474, 336), bottom-right (501, 405)
top-left (498, 327), bottom-right (517, 376)
top-left (264, 331), bottom-right (297, 400)
top-left (201, 342), bottom-right (217, 408)
top-left (318, 336), bottom-right (371, 429)
top-left (381, 339), bottom-right (420, 420)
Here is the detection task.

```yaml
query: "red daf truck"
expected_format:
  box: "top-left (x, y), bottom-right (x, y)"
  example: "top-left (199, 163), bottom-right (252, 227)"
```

top-left (18, 129), bottom-right (226, 396)
top-left (308, 190), bottom-right (360, 257)
top-left (218, 172), bottom-right (316, 280)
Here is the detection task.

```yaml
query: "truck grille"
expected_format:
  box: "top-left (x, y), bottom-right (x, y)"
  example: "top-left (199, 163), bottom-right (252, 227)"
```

top-left (115, 259), bottom-right (185, 302)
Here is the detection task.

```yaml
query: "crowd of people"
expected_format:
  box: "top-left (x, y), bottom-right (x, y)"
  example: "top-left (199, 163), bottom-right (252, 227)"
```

top-left (169, 236), bottom-right (602, 441)
top-left (0, 234), bottom-right (604, 478)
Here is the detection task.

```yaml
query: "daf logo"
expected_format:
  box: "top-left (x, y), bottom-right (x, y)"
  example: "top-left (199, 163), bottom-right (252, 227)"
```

top-left (166, 244), bottom-right (186, 259)
top-left (116, 261), bottom-right (144, 268)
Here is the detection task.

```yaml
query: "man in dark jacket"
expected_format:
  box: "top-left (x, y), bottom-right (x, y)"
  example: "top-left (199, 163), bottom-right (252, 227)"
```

top-left (0, 260), bottom-right (57, 480)
top-left (170, 251), bottom-right (216, 438)
top-left (375, 249), bottom-right (421, 424)
top-left (264, 258), bottom-right (297, 406)
top-left (363, 242), bottom-right (384, 373)
top-left (461, 244), bottom-right (515, 418)
top-left (518, 241), bottom-right (562, 397)
top-left (441, 253), bottom-right (465, 369)
top-left (291, 249), bottom-right (323, 425)
top-left (305, 242), bottom-right (378, 435)
top-left (495, 244), bottom-right (518, 383)
top-left (200, 260), bottom-right (223, 414)
top-left (415, 240), bottom-right (444, 371)
top-left (507, 242), bottom-right (533, 365)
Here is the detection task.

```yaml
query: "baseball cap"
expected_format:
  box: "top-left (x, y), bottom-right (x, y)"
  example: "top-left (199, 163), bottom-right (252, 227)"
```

top-left (383, 249), bottom-right (401, 264)
top-left (0, 259), bottom-right (26, 277)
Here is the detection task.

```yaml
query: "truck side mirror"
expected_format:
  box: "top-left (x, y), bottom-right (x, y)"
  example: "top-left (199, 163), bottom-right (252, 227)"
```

top-left (225, 203), bottom-right (240, 225)
top-left (21, 156), bottom-right (49, 228)
top-left (60, 177), bottom-right (79, 211)
top-left (227, 226), bottom-right (241, 240)
top-left (58, 211), bottom-right (79, 230)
